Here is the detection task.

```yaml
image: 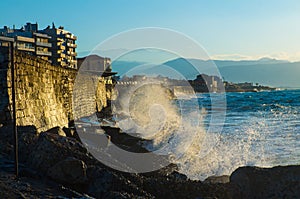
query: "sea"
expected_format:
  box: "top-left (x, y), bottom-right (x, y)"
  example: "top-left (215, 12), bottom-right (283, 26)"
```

top-left (174, 89), bottom-right (300, 180)
top-left (81, 88), bottom-right (300, 181)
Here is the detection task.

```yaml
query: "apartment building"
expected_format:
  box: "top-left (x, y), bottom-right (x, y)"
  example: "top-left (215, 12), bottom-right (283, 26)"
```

top-left (0, 23), bottom-right (52, 61)
top-left (0, 22), bottom-right (77, 68)
top-left (42, 24), bottom-right (77, 69)
top-left (33, 32), bottom-right (52, 61)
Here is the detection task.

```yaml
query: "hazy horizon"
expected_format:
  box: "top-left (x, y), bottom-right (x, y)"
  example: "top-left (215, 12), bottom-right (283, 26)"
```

top-left (77, 49), bottom-right (299, 63)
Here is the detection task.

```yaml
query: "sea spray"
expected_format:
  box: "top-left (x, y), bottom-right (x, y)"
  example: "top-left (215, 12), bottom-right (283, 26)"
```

top-left (112, 79), bottom-right (210, 174)
top-left (112, 80), bottom-right (273, 180)
top-left (181, 91), bottom-right (300, 180)
top-left (77, 76), bottom-right (300, 180)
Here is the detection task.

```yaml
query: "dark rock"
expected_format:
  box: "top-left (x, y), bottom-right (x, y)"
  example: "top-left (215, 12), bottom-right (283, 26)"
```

top-left (19, 167), bottom-right (41, 179)
top-left (72, 128), bottom-right (82, 142)
top-left (143, 163), bottom-right (178, 178)
top-left (169, 171), bottom-right (188, 181)
top-left (79, 130), bottom-right (110, 150)
top-left (230, 165), bottom-right (300, 199)
top-left (158, 163), bottom-right (179, 176)
top-left (87, 166), bottom-right (114, 197)
top-left (63, 126), bottom-right (81, 142)
top-left (18, 128), bottom-right (39, 162)
top-left (47, 157), bottom-right (87, 185)
top-left (62, 126), bottom-right (74, 137)
top-left (102, 191), bottom-right (143, 199)
top-left (0, 180), bottom-right (27, 199)
top-left (26, 132), bottom-right (92, 173)
top-left (0, 125), bottom-right (14, 145)
top-left (204, 175), bottom-right (230, 184)
top-left (45, 126), bottom-right (66, 137)
top-left (17, 125), bottom-right (38, 135)
top-left (87, 166), bottom-right (153, 198)
top-left (100, 126), bottom-right (149, 152)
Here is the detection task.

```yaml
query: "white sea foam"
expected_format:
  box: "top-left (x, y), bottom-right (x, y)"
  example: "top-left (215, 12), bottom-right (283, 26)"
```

top-left (112, 81), bottom-right (278, 180)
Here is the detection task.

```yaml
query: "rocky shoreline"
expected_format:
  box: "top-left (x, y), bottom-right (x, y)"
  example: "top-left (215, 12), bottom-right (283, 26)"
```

top-left (1, 125), bottom-right (300, 199)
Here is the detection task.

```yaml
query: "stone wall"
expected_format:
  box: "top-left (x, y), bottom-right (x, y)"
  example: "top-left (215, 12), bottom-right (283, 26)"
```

top-left (73, 72), bottom-right (111, 121)
top-left (0, 50), bottom-right (111, 132)
top-left (0, 47), bottom-right (11, 124)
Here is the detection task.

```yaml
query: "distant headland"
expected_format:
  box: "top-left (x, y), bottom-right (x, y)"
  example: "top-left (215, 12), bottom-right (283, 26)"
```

top-left (116, 74), bottom-right (276, 94)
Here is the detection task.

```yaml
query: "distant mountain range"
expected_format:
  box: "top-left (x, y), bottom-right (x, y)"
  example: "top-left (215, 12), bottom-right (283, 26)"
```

top-left (111, 57), bottom-right (300, 88)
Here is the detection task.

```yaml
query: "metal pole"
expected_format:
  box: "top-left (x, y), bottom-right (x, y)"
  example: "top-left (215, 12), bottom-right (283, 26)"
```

top-left (10, 41), bottom-right (18, 178)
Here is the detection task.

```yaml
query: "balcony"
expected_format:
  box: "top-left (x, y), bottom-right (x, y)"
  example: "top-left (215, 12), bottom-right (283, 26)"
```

top-left (67, 51), bottom-right (77, 56)
top-left (67, 43), bottom-right (77, 48)
top-left (65, 34), bottom-right (77, 40)
top-left (36, 51), bottom-right (52, 56)
top-left (70, 59), bottom-right (77, 64)
top-left (0, 36), bottom-right (14, 42)
top-left (33, 32), bottom-right (51, 39)
top-left (16, 36), bottom-right (34, 43)
top-left (0, 42), bottom-right (10, 47)
top-left (36, 41), bottom-right (52, 47)
top-left (71, 35), bottom-right (77, 40)
top-left (17, 45), bottom-right (35, 52)
top-left (61, 62), bottom-right (67, 67)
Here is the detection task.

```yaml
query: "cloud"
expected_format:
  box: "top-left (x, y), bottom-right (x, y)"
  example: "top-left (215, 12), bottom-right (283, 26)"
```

top-left (210, 54), bottom-right (256, 61)
top-left (266, 52), bottom-right (300, 62)
top-left (211, 52), bottom-right (300, 62)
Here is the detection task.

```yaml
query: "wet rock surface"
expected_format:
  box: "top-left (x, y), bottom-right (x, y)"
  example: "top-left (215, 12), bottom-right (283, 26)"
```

top-left (47, 157), bottom-right (88, 185)
top-left (204, 175), bottom-right (230, 184)
top-left (1, 125), bottom-right (300, 199)
top-left (0, 153), bottom-right (92, 199)
top-left (230, 166), bottom-right (300, 199)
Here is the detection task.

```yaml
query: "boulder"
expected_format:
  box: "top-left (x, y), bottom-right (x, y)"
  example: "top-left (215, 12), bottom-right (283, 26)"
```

top-left (63, 126), bottom-right (82, 142)
top-left (26, 132), bottom-right (92, 173)
top-left (47, 157), bottom-right (87, 185)
top-left (204, 175), bottom-right (230, 184)
top-left (169, 171), bottom-right (188, 181)
top-left (143, 163), bottom-right (179, 178)
top-left (62, 126), bottom-right (74, 137)
top-left (46, 126), bottom-right (66, 137)
top-left (87, 166), bottom-right (114, 197)
top-left (230, 165), bottom-right (300, 199)
top-left (87, 166), bottom-right (154, 198)
top-left (45, 126), bottom-right (66, 137)
top-left (102, 191), bottom-right (145, 199)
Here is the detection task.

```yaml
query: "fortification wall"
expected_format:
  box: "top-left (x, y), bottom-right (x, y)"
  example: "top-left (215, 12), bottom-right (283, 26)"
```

top-left (0, 50), bottom-right (111, 132)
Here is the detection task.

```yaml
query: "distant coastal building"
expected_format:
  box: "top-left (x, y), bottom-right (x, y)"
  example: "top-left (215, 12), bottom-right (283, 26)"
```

top-left (77, 54), bottom-right (117, 84)
top-left (188, 74), bottom-right (223, 92)
top-left (0, 22), bottom-right (77, 69)
top-left (77, 54), bottom-right (111, 73)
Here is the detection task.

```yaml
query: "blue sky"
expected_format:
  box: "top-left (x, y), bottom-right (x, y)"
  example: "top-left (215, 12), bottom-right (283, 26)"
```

top-left (1, 0), bottom-right (300, 61)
